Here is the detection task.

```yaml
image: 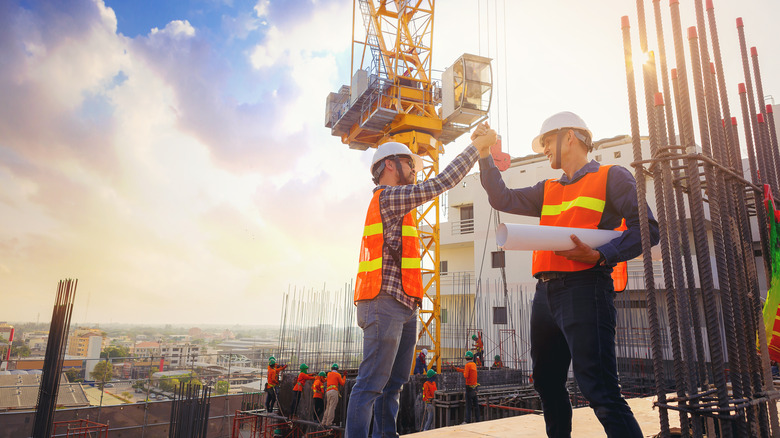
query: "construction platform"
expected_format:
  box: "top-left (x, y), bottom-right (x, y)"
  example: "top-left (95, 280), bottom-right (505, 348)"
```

top-left (405, 395), bottom-right (679, 438)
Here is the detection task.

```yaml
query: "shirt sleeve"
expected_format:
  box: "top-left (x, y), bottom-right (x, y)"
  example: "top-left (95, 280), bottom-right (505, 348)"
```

top-left (379, 145), bottom-right (480, 221)
top-left (478, 155), bottom-right (546, 217)
top-left (596, 166), bottom-right (660, 264)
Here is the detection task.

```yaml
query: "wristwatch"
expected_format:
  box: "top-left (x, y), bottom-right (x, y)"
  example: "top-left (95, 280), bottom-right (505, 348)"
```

top-left (596, 251), bottom-right (607, 266)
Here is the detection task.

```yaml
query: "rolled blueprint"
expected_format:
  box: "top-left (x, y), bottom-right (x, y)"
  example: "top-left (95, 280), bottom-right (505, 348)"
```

top-left (496, 223), bottom-right (622, 251)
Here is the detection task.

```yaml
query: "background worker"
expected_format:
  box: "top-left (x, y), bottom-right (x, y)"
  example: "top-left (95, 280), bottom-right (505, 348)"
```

top-left (312, 371), bottom-right (326, 422)
top-left (454, 351), bottom-right (480, 423)
top-left (289, 363), bottom-right (316, 418)
top-left (346, 124), bottom-right (497, 438)
top-left (491, 355), bottom-right (503, 370)
top-left (265, 356), bottom-right (287, 414)
top-left (414, 348), bottom-right (427, 375)
top-left (421, 369), bottom-right (437, 431)
top-left (478, 111), bottom-right (659, 437)
top-left (323, 363), bottom-right (345, 426)
top-left (471, 333), bottom-right (484, 367)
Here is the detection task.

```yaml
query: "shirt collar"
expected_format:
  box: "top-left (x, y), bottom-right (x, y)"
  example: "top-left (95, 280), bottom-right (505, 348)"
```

top-left (557, 159), bottom-right (601, 184)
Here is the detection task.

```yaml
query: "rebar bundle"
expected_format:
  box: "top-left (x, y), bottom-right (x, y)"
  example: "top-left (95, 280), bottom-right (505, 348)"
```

top-left (32, 278), bottom-right (77, 438)
top-left (276, 284), bottom-right (361, 372)
top-left (622, 1), bottom-right (780, 436)
top-left (168, 381), bottom-right (211, 438)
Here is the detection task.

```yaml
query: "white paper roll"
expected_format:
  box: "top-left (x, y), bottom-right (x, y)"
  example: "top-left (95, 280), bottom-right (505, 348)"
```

top-left (496, 223), bottom-right (622, 251)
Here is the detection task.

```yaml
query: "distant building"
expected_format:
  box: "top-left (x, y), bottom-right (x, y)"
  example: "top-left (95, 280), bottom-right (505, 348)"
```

top-left (132, 342), bottom-right (161, 360)
top-left (66, 328), bottom-right (106, 358)
top-left (188, 327), bottom-right (204, 339)
top-left (24, 334), bottom-right (48, 354)
top-left (11, 358), bottom-right (84, 371)
top-left (160, 343), bottom-right (200, 368)
top-left (0, 323), bottom-right (14, 372)
top-left (132, 342), bottom-right (200, 369)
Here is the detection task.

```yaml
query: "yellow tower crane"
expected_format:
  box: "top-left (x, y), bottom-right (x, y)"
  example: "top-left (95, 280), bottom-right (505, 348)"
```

top-left (325, 0), bottom-right (492, 373)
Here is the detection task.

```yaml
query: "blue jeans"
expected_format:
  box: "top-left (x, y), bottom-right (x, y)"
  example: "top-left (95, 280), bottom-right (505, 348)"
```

top-left (346, 294), bottom-right (418, 438)
top-left (422, 402), bottom-right (434, 430)
top-left (464, 386), bottom-right (480, 423)
top-left (531, 270), bottom-right (642, 438)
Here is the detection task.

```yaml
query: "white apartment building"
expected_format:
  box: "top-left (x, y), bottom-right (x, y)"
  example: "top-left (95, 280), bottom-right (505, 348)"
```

top-left (133, 341), bottom-right (201, 368)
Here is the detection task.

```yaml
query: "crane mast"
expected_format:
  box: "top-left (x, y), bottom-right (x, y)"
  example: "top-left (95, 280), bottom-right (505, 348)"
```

top-left (326, 0), bottom-right (492, 373)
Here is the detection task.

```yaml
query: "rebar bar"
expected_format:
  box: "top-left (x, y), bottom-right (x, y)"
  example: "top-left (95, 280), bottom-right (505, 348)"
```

top-left (32, 279), bottom-right (77, 438)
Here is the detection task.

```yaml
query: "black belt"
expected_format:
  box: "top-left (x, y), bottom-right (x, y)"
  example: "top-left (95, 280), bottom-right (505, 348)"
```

top-left (536, 272), bottom-right (569, 282)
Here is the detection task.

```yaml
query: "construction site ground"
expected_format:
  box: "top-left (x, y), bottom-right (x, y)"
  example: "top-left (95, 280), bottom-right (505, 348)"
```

top-left (406, 395), bottom-right (678, 438)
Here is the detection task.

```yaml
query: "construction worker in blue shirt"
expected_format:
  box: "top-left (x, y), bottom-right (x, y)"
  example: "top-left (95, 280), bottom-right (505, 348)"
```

top-left (478, 112), bottom-right (659, 437)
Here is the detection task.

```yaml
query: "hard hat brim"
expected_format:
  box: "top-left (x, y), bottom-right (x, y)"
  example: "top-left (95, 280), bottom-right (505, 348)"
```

top-left (531, 134), bottom-right (545, 154)
top-left (411, 154), bottom-right (424, 173)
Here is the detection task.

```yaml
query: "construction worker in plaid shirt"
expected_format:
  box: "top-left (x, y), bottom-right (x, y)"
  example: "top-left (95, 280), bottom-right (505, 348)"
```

top-left (346, 123), bottom-right (497, 438)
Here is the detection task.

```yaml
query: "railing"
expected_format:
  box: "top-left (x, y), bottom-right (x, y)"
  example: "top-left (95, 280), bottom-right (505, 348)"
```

top-left (450, 218), bottom-right (474, 235)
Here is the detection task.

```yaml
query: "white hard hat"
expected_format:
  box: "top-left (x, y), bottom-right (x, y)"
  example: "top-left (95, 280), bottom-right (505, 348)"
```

top-left (531, 111), bottom-right (593, 154)
top-left (421, 349), bottom-right (428, 355)
top-left (370, 142), bottom-right (423, 176)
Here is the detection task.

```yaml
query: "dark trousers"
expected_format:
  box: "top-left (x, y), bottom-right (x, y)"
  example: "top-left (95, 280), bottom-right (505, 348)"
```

top-left (464, 386), bottom-right (480, 423)
top-left (314, 397), bottom-right (325, 422)
top-left (289, 391), bottom-right (302, 417)
top-left (531, 271), bottom-right (642, 438)
top-left (265, 387), bottom-right (277, 413)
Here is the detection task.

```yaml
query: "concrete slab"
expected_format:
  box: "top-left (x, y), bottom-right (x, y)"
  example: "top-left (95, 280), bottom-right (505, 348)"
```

top-left (406, 395), bottom-right (679, 437)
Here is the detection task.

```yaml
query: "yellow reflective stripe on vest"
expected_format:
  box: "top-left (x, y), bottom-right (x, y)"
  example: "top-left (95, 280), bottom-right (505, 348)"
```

top-left (401, 257), bottom-right (421, 270)
top-left (402, 225), bottom-right (418, 237)
top-left (364, 222), bottom-right (383, 236)
top-left (358, 257), bottom-right (382, 273)
top-left (541, 196), bottom-right (606, 216)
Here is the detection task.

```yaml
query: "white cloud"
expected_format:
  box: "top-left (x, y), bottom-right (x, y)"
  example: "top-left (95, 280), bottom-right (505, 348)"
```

top-left (254, 0), bottom-right (270, 19)
top-left (150, 20), bottom-right (196, 39)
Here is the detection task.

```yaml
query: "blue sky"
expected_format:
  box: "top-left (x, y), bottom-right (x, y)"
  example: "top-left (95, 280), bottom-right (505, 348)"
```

top-left (1, 0), bottom-right (778, 325)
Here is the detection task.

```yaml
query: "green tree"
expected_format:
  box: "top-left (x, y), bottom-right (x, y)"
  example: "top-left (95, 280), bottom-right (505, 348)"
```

top-left (100, 345), bottom-right (130, 360)
top-left (159, 377), bottom-right (180, 393)
top-left (90, 361), bottom-right (114, 387)
top-left (11, 340), bottom-right (30, 358)
top-left (215, 380), bottom-right (229, 395)
top-left (64, 368), bottom-right (81, 382)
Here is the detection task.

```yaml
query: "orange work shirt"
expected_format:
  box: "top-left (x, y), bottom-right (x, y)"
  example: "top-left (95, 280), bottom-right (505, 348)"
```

top-left (293, 372), bottom-right (316, 392)
top-left (456, 362), bottom-right (478, 386)
top-left (267, 364), bottom-right (287, 387)
top-left (423, 380), bottom-right (437, 403)
top-left (326, 371), bottom-right (346, 391)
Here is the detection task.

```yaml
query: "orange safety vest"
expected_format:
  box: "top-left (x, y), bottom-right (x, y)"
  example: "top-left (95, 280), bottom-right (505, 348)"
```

top-left (267, 364), bottom-right (286, 387)
top-left (354, 189), bottom-right (423, 302)
top-left (312, 378), bottom-right (325, 399)
top-left (532, 165), bottom-right (628, 292)
top-left (423, 380), bottom-right (437, 403)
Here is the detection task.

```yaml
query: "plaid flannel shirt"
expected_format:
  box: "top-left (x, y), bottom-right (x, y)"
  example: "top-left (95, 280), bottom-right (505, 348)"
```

top-left (373, 145), bottom-right (479, 310)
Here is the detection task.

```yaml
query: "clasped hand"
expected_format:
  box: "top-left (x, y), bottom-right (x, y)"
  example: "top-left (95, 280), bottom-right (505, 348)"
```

top-left (471, 122), bottom-right (497, 156)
